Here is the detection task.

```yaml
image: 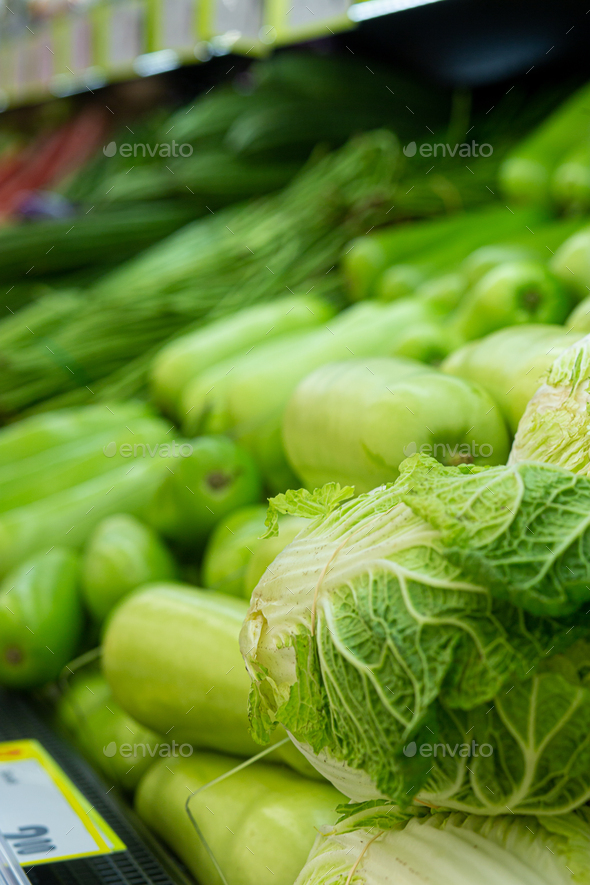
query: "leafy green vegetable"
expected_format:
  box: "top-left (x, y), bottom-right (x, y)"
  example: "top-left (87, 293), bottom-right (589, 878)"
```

top-left (241, 457), bottom-right (590, 814)
top-left (295, 805), bottom-right (590, 885)
top-left (510, 333), bottom-right (590, 474)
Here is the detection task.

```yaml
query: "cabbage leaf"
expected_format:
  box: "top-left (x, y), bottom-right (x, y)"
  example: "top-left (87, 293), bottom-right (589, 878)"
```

top-left (294, 805), bottom-right (590, 885)
top-left (241, 458), bottom-right (590, 814)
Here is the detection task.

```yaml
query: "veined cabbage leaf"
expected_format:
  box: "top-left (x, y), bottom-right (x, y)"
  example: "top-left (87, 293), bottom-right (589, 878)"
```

top-left (294, 804), bottom-right (590, 885)
top-left (510, 332), bottom-right (590, 472)
top-left (240, 458), bottom-right (590, 814)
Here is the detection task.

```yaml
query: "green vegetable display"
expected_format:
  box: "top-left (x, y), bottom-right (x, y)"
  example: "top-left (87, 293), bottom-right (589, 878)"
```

top-left (56, 669), bottom-right (163, 791)
top-left (295, 804), bottom-right (590, 885)
top-left (567, 295), bottom-right (590, 332)
top-left (510, 333), bottom-right (590, 472)
top-left (81, 514), bottom-right (176, 623)
top-left (201, 505), bottom-right (268, 598)
top-left (150, 294), bottom-right (336, 420)
top-left (375, 207), bottom-right (545, 303)
top-left (460, 244), bottom-right (535, 287)
top-left (0, 454), bottom-right (169, 580)
top-left (103, 584), bottom-right (258, 755)
top-left (0, 203), bottom-right (196, 284)
top-left (145, 436), bottom-right (261, 546)
top-left (241, 453), bottom-right (590, 814)
top-left (202, 505), bottom-right (308, 599)
top-left (550, 226), bottom-right (590, 300)
top-left (136, 752), bottom-right (342, 885)
top-left (0, 132), bottom-right (400, 417)
top-left (182, 300), bottom-right (450, 491)
top-left (343, 208), bottom-right (517, 302)
top-left (552, 140), bottom-right (590, 212)
top-left (283, 358), bottom-right (509, 493)
top-left (499, 80), bottom-right (590, 205)
top-left (442, 325), bottom-right (584, 433)
top-left (0, 549), bottom-right (82, 688)
top-left (102, 582), bottom-right (314, 780)
top-left (449, 260), bottom-right (571, 342)
top-left (0, 413), bottom-right (168, 515)
top-left (0, 401), bottom-right (153, 467)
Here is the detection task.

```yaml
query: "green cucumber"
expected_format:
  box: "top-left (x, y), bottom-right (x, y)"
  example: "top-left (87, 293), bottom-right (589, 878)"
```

top-left (0, 548), bottom-right (82, 688)
top-left (499, 81), bottom-right (590, 205)
top-left (449, 260), bottom-right (571, 342)
top-left (0, 415), bottom-right (168, 514)
top-left (442, 324), bottom-right (584, 433)
top-left (0, 402), bottom-right (151, 467)
top-left (102, 584), bottom-right (262, 756)
top-left (145, 436), bottom-right (262, 547)
top-left (552, 140), bottom-right (590, 211)
top-left (180, 300), bottom-right (451, 492)
top-left (150, 294), bottom-right (335, 420)
top-left (55, 669), bottom-right (163, 791)
top-left (201, 505), bottom-right (268, 598)
top-left (0, 457), bottom-right (168, 579)
top-left (136, 753), bottom-right (342, 885)
top-left (567, 294), bottom-right (590, 332)
top-left (82, 514), bottom-right (176, 623)
top-left (343, 206), bottom-right (520, 302)
top-left (375, 206), bottom-right (548, 302)
top-left (102, 583), bottom-right (319, 776)
top-left (550, 226), bottom-right (590, 300)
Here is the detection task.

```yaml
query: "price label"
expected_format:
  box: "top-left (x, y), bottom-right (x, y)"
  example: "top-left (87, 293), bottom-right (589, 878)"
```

top-left (214, 0), bottom-right (263, 39)
top-left (161, 0), bottom-right (198, 50)
top-left (0, 740), bottom-right (125, 866)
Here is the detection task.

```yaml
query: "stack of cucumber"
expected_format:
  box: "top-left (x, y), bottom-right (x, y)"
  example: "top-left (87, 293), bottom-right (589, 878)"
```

top-left (500, 80), bottom-right (590, 211)
top-left (3, 55), bottom-right (590, 885)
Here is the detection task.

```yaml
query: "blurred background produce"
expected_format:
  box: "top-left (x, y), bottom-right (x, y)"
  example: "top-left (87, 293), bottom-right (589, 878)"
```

top-left (3, 6), bottom-right (590, 885)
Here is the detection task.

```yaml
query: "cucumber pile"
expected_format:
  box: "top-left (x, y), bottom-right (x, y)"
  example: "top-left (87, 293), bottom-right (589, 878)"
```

top-left (2, 49), bottom-right (590, 885)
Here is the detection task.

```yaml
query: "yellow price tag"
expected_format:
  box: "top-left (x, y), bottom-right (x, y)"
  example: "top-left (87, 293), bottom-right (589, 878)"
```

top-left (0, 740), bottom-right (125, 866)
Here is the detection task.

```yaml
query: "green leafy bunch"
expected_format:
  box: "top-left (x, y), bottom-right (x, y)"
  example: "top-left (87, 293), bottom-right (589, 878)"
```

top-left (241, 454), bottom-right (590, 816)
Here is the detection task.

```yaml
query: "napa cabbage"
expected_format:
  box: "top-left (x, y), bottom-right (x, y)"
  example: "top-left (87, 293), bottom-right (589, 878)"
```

top-left (294, 804), bottom-right (590, 885)
top-left (240, 459), bottom-right (590, 814)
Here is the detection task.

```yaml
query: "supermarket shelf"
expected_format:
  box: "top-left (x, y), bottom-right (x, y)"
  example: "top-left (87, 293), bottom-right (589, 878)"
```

top-left (0, 690), bottom-right (190, 885)
top-left (350, 0), bottom-right (590, 86)
top-left (0, 0), bottom-right (355, 111)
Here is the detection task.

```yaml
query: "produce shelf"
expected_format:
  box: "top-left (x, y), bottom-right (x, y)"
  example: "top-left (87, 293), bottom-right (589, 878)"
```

top-left (0, 690), bottom-right (188, 885)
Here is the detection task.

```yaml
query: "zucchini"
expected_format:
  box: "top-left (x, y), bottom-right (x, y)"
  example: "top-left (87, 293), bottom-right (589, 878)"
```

top-left (0, 402), bottom-right (151, 467)
top-left (0, 457), bottom-right (168, 579)
top-left (136, 753), bottom-right (341, 885)
top-left (151, 293), bottom-right (336, 420)
top-left (0, 548), bottom-right (82, 688)
top-left (102, 584), bottom-right (266, 756)
top-left (442, 325), bottom-right (585, 433)
top-left (499, 81), bottom-right (590, 205)
top-left (56, 669), bottom-right (163, 791)
top-left (0, 414), bottom-right (168, 513)
top-left (181, 300), bottom-right (452, 491)
top-left (82, 514), bottom-right (176, 623)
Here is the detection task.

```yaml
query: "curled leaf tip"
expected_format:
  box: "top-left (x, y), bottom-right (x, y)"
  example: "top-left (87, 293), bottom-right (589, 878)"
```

top-left (263, 483), bottom-right (355, 539)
